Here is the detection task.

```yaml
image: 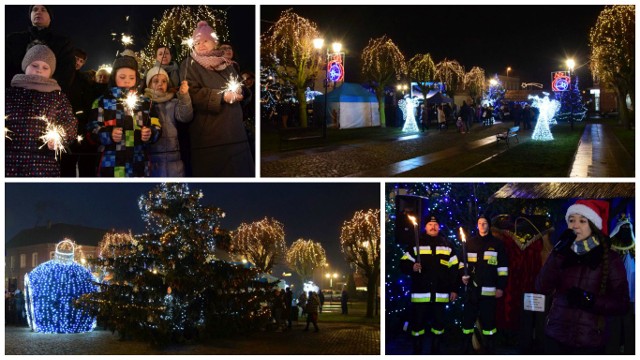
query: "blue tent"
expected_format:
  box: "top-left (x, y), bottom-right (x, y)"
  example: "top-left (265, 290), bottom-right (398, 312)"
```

top-left (314, 83), bottom-right (380, 129)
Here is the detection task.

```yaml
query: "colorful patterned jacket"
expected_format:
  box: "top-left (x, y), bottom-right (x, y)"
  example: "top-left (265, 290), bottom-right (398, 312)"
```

top-left (89, 87), bottom-right (161, 177)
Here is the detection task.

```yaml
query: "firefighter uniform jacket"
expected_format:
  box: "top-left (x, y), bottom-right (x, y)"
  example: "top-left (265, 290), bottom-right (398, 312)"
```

top-left (459, 233), bottom-right (508, 297)
top-left (401, 234), bottom-right (459, 303)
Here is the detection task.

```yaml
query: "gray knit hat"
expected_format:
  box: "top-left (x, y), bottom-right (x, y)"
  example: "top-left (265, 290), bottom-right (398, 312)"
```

top-left (21, 44), bottom-right (56, 76)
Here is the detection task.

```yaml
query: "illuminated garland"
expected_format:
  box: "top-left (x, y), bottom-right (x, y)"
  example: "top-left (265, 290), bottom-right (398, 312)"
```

top-left (285, 238), bottom-right (327, 281)
top-left (231, 217), bottom-right (287, 274)
top-left (24, 240), bottom-right (97, 333)
top-left (464, 66), bottom-right (486, 98)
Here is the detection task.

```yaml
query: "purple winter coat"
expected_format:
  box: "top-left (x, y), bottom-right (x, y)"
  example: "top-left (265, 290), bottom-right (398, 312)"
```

top-left (536, 243), bottom-right (629, 349)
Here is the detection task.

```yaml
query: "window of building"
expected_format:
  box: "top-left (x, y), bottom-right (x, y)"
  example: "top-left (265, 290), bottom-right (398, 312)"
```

top-left (10, 256), bottom-right (15, 269)
top-left (32, 252), bottom-right (38, 267)
top-left (20, 254), bottom-right (26, 268)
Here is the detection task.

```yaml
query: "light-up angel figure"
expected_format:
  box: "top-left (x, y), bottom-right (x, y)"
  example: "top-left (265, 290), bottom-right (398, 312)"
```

top-left (399, 96), bottom-right (420, 133)
top-left (530, 93), bottom-right (560, 141)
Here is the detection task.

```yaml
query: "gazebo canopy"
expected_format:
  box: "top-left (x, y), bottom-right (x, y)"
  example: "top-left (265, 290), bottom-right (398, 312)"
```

top-left (489, 183), bottom-right (635, 202)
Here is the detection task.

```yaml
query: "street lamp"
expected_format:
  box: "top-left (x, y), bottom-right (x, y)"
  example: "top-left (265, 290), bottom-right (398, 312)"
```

top-left (314, 39), bottom-right (343, 138)
top-left (566, 58), bottom-right (576, 130)
top-left (325, 272), bottom-right (339, 303)
top-left (506, 67), bottom-right (511, 89)
top-left (506, 67), bottom-right (511, 77)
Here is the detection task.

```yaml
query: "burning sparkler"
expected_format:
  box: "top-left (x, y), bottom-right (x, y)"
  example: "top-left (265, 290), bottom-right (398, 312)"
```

top-left (219, 74), bottom-right (243, 103)
top-left (5, 127), bottom-right (13, 140)
top-left (77, 134), bottom-right (84, 144)
top-left (37, 115), bottom-right (67, 160)
top-left (121, 34), bottom-right (134, 47)
top-left (121, 91), bottom-right (141, 117)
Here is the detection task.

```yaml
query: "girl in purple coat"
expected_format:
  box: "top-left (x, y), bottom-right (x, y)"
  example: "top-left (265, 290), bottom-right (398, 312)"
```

top-left (536, 200), bottom-right (629, 354)
top-left (5, 43), bottom-right (77, 177)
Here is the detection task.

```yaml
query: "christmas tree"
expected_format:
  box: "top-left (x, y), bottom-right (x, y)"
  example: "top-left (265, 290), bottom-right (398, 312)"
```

top-left (141, 6), bottom-right (230, 71)
top-left (555, 76), bottom-right (587, 123)
top-left (77, 183), bottom-right (271, 345)
top-left (484, 76), bottom-right (506, 118)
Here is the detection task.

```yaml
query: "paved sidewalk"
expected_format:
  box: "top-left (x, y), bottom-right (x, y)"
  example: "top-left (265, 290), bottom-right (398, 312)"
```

top-left (5, 321), bottom-right (380, 355)
top-left (568, 123), bottom-right (634, 177)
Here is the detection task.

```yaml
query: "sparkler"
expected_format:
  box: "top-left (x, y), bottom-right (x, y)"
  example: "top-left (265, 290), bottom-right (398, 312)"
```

top-left (181, 37), bottom-right (195, 82)
top-left (5, 127), bottom-right (13, 140)
top-left (219, 74), bottom-right (243, 104)
top-left (121, 34), bottom-right (134, 47)
top-left (77, 135), bottom-right (84, 144)
top-left (121, 91), bottom-right (141, 117)
top-left (37, 115), bottom-right (67, 160)
top-left (407, 214), bottom-right (421, 273)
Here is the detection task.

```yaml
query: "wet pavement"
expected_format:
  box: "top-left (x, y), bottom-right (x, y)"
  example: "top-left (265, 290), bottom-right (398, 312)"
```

top-left (568, 123), bottom-right (634, 177)
top-left (5, 320), bottom-right (380, 355)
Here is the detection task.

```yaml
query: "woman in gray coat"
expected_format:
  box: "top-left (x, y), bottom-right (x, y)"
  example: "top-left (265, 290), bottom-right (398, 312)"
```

top-left (182, 21), bottom-right (254, 177)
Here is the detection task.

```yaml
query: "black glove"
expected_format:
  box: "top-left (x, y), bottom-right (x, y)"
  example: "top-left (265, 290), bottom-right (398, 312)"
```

top-left (554, 229), bottom-right (577, 252)
top-left (566, 286), bottom-right (596, 309)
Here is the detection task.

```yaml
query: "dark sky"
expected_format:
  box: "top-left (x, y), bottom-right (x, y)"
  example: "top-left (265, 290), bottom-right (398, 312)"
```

top-left (261, 5), bottom-right (605, 89)
top-left (5, 183), bottom-right (379, 275)
top-left (5, 5), bottom-right (255, 74)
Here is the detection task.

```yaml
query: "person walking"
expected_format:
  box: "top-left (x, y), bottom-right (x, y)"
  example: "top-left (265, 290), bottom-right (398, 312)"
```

top-left (304, 291), bottom-right (320, 332)
top-left (341, 288), bottom-right (349, 315)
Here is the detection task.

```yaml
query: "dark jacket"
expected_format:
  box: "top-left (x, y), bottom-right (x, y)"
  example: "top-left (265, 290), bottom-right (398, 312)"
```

top-left (6, 26), bottom-right (76, 94)
top-left (460, 233), bottom-right (509, 296)
top-left (88, 87), bottom-right (161, 177)
top-left (400, 234), bottom-right (459, 303)
top-left (182, 57), bottom-right (254, 177)
top-left (536, 242), bottom-right (630, 349)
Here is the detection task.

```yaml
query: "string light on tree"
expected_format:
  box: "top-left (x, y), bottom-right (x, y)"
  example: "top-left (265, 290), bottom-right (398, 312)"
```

top-left (24, 239), bottom-right (97, 333)
top-left (231, 217), bottom-right (287, 274)
top-left (285, 238), bottom-right (327, 281)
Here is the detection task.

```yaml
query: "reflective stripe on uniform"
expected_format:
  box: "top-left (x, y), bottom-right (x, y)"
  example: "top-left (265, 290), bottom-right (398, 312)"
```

top-left (411, 293), bottom-right (431, 303)
top-left (401, 252), bottom-right (415, 262)
top-left (415, 246), bottom-right (432, 255)
top-left (482, 328), bottom-right (497, 335)
top-left (483, 251), bottom-right (498, 260)
top-left (431, 327), bottom-right (445, 335)
top-left (481, 286), bottom-right (496, 296)
top-left (435, 292), bottom-right (449, 303)
top-left (467, 252), bottom-right (478, 262)
top-left (449, 255), bottom-right (459, 267)
top-left (458, 262), bottom-right (465, 270)
top-left (497, 266), bottom-right (508, 276)
top-left (412, 329), bottom-right (425, 336)
top-left (435, 246), bottom-right (451, 255)
top-left (462, 328), bottom-right (474, 334)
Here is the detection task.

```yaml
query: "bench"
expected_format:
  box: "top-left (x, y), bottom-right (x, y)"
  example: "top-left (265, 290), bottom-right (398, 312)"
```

top-left (496, 126), bottom-right (519, 147)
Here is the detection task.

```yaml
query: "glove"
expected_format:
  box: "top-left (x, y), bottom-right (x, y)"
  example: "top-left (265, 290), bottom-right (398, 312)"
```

top-left (554, 229), bottom-right (577, 252)
top-left (566, 286), bottom-right (596, 310)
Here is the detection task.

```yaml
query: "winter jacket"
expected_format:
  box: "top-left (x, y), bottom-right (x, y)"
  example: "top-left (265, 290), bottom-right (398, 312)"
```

top-left (459, 233), bottom-right (509, 297)
top-left (88, 87), bottom-right (161, 177)
top-left (536, 241), bottom-right (630, 349)
top-left (182, 56), bottom-right (254, 177)
top-left (147, 91), bottom-right (193, 177)
top-left (306, 293), bottom-right (320, 314)
top-left (6, 26), bottom-right (76, 93)
top-left (5, 86), bottom-right (77, 177)
top-left (400, 234), bottom-right (459, 303)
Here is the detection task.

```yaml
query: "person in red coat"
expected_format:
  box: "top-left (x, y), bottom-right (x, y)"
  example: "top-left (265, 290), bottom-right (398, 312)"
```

top-left (536, 199), bottom-right (629, 354)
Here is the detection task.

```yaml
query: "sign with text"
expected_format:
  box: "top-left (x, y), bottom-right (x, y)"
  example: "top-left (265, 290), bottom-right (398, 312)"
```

top-left (523, 293), bottom-right (546, 312)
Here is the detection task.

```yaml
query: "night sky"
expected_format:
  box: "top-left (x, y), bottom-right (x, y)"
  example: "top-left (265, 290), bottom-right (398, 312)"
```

top-left (261, 5), bottom-right (605, 89)
top-left (4, 182), bottom-right (380, 276)
top-left (4, 5), bottom-right (255, 75)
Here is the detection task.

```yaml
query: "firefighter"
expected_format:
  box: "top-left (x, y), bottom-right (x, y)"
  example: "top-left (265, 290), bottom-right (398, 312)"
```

top-left (401, 214), bottom-right (459, 354)
top-left (460, 215), bottom-right (509, 354)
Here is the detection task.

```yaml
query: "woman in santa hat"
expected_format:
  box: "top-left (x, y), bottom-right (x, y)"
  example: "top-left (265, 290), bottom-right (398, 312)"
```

top-left (536, 199), bottom-right (630, 354)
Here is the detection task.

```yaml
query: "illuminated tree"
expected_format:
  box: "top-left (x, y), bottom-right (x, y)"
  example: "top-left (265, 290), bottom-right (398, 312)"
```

top-left (435, 59), bottom-right (465, 95)
top-left (409, 53), bottom-right (436, 98)
top-left (361, 35), bottom-right (408, 127)
top-left (142, 6), bottom-right (229, 72)
top-left (231, 217), bottom-right (287, 274)
top-left (485, 75), bottom-right (506, 114)
top-left (464, 66), bottom-right (486, 101)
top-left (261, 9), bottom-right (324, 127)
top-left (77, 183), bottom-right (270, 344)
top-left (589, 5), bottom-right (635, 129)
top-left (285, 238), bottom-right (327, 281)
top-left (340, 209), bottom-right (380, 318)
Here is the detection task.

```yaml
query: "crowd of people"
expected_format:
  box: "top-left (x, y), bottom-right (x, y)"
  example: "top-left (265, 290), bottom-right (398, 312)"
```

top-left (400, 199), bottom-right (630, 355)
top-left (5, 5), bottom-right (255, 177)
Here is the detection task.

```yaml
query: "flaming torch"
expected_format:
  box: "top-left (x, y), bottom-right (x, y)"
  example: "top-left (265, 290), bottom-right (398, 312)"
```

top-left (459, 227), bottom-right (468, 276)
top-left (407, 214), bottom-right (421, 273)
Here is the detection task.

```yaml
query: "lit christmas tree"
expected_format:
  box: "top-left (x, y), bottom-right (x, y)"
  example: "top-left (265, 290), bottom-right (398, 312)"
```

top-left (555, 75), bottom-right (587, 123)
top-left (141, 6), bottom-right (230, 71)
top-left (24, 239), bottom-right (97, 334)
top-left (484, 76), bottom-right (506, 118)
top-left (77, 183), bottom-right (271, 344)
top-left (530, 94), bottom-right (561, 141)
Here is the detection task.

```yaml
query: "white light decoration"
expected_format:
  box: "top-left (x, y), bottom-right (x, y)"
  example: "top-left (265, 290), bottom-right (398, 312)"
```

top-left (530, 93), bottom-right (560, 141)
top-left (399, 96), bottom-right (420, 133)
top-left (303, 281), bottom-right (320, 295)
top-left (24, 239), bottom-right (97, 333)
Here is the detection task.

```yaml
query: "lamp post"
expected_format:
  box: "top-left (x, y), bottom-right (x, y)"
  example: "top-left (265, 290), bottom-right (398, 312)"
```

top-left (506, 67), bottom-right (511, 90)
top-left (566, 58), bottom-right (575, 130)
top-left (325, 272), bottom-right (338, 303)
top-left (313, 38), bottom-right (326, 135)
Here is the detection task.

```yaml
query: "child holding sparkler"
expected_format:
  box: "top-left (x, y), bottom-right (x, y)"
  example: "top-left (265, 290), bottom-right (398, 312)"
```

top-left (144, 67), bottom-right (193, 177)
top-left (182, 21), bottom-right (254, 177)
top-left (88, 55), bottom-right (161, 177)
top-left (5, 43), bottom-right (77, 177)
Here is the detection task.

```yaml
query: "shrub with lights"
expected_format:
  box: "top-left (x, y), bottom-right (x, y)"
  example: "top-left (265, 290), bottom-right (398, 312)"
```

top-left (76, 183), bottom-right (272, 345)
top-left (24, 239), bottom-right (97, 333)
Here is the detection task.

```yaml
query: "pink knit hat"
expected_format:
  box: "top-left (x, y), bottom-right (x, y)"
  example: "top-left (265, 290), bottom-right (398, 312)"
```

top-left (192, 21), bottom-right (218, 44)
top-left (565, 199), bottom-right (610, 235)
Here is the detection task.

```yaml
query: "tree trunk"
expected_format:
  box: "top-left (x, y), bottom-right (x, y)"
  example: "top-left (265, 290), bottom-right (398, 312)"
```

top-left (376, 92), bottom-right (386, 128)
top-left (365, 269), bottom-right (379, 318)
top-left (296, 87), bottom-right (308, 128)
top-left (613, 86), bottom-right (631, 130)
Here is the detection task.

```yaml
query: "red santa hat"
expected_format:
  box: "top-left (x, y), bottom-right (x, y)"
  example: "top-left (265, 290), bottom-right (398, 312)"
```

top-left (565, 199), bottom-right (610, 235)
